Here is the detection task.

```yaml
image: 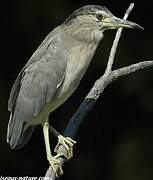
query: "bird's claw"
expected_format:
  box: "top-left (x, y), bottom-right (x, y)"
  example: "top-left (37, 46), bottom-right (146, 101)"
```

top-left (54, 135), bottom-right (76, 160)
top-left (47, 153), bottom-right (65, 177)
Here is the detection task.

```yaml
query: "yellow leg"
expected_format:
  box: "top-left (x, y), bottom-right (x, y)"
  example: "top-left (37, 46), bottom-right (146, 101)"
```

top-left (43, 122), bottom-right (63, 176)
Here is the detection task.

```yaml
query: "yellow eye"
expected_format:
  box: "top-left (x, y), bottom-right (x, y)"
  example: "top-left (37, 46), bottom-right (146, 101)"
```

top-left (96, 13), bottom-right (105, 21)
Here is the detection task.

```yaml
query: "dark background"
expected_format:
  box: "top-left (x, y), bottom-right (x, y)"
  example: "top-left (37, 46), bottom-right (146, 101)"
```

top-left (1, 0), bottom-right (153, 179)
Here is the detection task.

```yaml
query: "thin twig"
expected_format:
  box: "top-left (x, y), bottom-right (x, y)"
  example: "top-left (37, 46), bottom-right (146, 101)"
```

top-left (105, 3), bottom-right (134, 73)
top-left (45, 3), bottom-right (153, 179)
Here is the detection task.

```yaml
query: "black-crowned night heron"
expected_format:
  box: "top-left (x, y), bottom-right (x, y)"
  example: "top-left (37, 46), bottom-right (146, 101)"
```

top-left (7, 5), bottom-right (143, 175)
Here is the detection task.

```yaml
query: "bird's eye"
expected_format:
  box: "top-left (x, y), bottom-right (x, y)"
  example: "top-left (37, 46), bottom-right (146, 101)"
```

top-left (96, 13), bottom-right (105, 21)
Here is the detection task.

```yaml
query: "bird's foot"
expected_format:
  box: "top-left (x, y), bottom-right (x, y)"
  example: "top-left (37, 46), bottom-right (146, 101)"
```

top-left (47, 153), bottom-right (65, 177)
top-left (54, 135), bottom-right (76, 160)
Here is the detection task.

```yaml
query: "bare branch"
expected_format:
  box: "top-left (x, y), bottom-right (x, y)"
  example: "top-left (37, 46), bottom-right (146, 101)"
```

top-left (45, 166), bottom-right (57, 180)
top-left (113, 61), bottom-right (153, 78)
top-left (45, 3), bottom-right (153, 179)
top-left (105, 3), bottom-right (134, 73)
top-left (63, 61), bottom-right (153, 138)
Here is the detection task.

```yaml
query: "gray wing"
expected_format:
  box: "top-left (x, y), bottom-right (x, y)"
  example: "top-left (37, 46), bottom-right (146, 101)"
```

top-left (7, 30), bottom-right (67, 149)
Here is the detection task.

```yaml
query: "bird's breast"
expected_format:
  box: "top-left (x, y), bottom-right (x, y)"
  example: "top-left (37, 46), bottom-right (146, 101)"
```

top-left (50, 41), bottom-right (98, 110)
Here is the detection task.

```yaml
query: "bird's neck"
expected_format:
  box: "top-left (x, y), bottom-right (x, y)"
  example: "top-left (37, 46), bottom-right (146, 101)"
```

top-left (56, 25), bottom-right (103, 86)
top-left (60, 23), bottom-right (103, 44)
top-left (58, 24), bottom-right (103, 70)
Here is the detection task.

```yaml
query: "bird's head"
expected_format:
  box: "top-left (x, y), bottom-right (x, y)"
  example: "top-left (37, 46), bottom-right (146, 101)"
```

top-left (62, 5), bottom-right (143, 42)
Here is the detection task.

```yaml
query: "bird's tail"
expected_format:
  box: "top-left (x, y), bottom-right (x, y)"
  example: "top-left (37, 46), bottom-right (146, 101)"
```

top-left (7, 113), bottom-right (35, 150)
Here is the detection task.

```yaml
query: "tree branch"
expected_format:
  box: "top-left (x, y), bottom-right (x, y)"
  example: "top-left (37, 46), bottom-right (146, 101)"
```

top-left (45, 3), bottom-right (153, 179)
top-left (105, 3), bottom-right (134, 73)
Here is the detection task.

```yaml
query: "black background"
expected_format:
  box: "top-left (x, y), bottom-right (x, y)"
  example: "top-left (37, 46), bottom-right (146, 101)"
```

top-left (1, 0), bottom-right (153, 179)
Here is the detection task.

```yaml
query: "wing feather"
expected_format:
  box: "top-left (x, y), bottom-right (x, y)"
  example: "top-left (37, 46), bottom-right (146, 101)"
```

top-left (7, 30), bottom-right (67, 148)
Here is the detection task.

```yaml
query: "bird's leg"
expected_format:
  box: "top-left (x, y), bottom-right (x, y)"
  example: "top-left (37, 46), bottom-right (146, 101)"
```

top-left (49, 125), bottom-right (76, 160)
top-left (42, 122), bottom-right (64, 176)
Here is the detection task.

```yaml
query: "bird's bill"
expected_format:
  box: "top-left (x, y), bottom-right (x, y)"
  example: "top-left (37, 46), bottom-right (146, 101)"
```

top-left (103, 16), bottom-right (144, 30)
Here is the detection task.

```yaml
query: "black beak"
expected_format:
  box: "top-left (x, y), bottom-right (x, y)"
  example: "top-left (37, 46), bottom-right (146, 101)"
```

top-left (110, 16), bottom-right (144, 30)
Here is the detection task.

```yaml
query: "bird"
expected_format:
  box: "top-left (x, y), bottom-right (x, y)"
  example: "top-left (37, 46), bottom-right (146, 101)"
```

top-left (7, 5), bottom-right (143, 176)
